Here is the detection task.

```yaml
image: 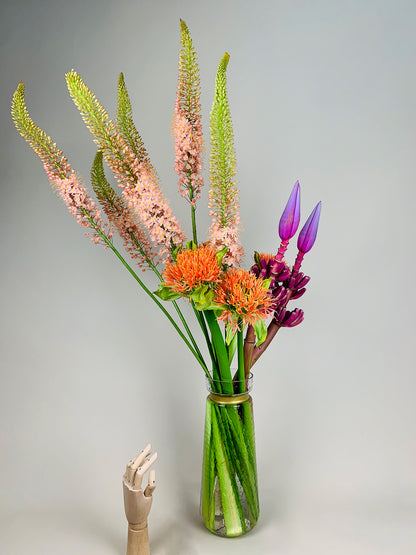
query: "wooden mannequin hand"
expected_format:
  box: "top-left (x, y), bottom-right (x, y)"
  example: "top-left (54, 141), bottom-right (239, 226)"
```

top-left (123, 444), bottom-right (157, 529)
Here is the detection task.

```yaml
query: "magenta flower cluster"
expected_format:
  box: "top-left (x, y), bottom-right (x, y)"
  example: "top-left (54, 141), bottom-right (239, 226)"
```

top-left (251, 182), bottom-right (321, 329)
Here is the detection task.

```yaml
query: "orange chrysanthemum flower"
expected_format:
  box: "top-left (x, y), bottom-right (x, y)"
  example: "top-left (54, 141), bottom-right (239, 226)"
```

top-left (162, 244), bottom-right (221, 294)
top-left (215, 268), bottom-right (274, 333)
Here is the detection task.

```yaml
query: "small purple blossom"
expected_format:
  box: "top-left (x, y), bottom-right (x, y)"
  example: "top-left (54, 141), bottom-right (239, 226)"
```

top-left (269, 260), bottom-right (291, 283)
top-left (297, 201), bottom-right (321, 254)
top-left (251, 255), bottom-right (291, 289)
top-left (279, 181), bottom-right (301, 241)
top-left (285, 272), bottom-right (310, 298)
top-left (270, 285), bottom-right (290, 309)
top-left (251, 256), bottom-right (270, 280)
top-left (274, 307), bottom-right (304, 328)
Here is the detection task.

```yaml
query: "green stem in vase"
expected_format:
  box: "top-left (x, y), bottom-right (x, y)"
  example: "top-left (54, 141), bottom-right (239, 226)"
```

top-left (226, 404), bottom-right (259, 520)
top-left (204, 310), bottom-right (233, 392)
top-left (212, 403), bottom-right (245, 535)
top-left (237, 323), bottom-right (245, 392)
top-left (201, 398), bottom-right (215, 524)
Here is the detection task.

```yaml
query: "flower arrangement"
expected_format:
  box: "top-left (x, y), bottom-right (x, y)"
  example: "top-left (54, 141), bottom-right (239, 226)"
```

top-left (11, 20), bottom-right (321, 537)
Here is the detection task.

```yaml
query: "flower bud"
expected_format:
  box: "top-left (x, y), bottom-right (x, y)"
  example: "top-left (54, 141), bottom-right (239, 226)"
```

top-left (274, 307), bottom-right (304, 328)
top-left (279, 181), bottom-right (301, 241)
top-left (270, 285), bottom-right (290, 309)
top-left (269, 260), bottom-right (291, 282)
top-left (297, 201), bottom-right (321, 254)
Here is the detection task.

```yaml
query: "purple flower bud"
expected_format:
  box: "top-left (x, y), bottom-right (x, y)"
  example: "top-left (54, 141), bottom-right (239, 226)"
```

top-left (286, 272), bottom-right (310, 291)
top-left (297, 201), bottom-right (321, 254)
top-left (270, 260), bottom-right (291, 282)
top-left (279, 181), bottom-right (301, 241)
top-left (274, 307), bottom-right (304, 328)
top-left (290, 287), bottom-right (306, 300)
top-left (251, 256), bottom-right (272, 280)
top-left (271, 285), bottom-right (290, 309)
top-left (295, 275), bottom-right (310, 289)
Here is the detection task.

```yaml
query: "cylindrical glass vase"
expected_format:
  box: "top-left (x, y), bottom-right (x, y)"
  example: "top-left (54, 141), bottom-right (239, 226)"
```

top-left (200, 375), bottom-right (259, 537)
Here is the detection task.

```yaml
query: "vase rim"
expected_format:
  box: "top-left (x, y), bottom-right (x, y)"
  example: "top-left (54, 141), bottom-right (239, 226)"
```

top-left (206, 372), bottom-right (253, 395)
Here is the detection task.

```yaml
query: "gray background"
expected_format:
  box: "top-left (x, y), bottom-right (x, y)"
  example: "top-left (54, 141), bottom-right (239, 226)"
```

top-left (1, 0), bottom-right (415, 553)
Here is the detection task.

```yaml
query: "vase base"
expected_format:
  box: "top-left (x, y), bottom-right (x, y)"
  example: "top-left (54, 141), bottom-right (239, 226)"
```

top-left (205, 517), bottom-right (258, 538)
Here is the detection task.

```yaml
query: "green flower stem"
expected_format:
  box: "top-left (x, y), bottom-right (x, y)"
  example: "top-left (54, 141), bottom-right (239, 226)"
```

top-left (172, 299), bottom-right (206, 366)
top-left (128, 231), bottom-right (206, 367)
top-left (201, 398), bottom-right (214, 525)
top-left (225, 405), bottom-right (259, 520)
top-left (193, 305), bottom-right (219, 384)
top-left (201, 395), bottom-right (259, 535)
top-left (188, 175), bottom-right (198, 244)
top-left (204, 310), bottom-right (233, 393)
top-left (212, 403), bottom-right (245, 536)
top-left (243, 324), bottom-right (256, 378)
top-left (237, 324), bottom-right (245, 392)
top-left (82, 208), bottom-right (210, 379)
top-left (242, 401), bottom-right (257, 491)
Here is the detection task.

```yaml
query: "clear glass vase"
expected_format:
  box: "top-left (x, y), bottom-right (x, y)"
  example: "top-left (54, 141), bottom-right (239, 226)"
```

top-left (200, 375), bottom-right (259, 537)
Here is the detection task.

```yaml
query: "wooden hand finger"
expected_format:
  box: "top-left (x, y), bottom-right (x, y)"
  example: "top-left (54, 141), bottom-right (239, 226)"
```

top-left (132, 452), bottom-right (158, 489)
top-left (144, 470), bottom-right (156, 497)
top-left (125, 444), bottom-right (152, 483)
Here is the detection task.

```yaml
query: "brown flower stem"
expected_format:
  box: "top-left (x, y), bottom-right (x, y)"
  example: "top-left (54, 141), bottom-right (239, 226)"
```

top-left (250, 282), bottom-right (297, 368)
top-left (244, 325), bottom-right (256, 379)
top-left (250, 321), bottom-right (281, 366)
top-left (232, 325), bottom-right (255, 381)
top-left (237, 324), bottom-right (246, 392)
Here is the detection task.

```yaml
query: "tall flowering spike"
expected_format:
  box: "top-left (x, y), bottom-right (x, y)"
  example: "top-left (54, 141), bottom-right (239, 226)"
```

top-left (65, 71), bottom-right (186, 259)
top-left (11, 83), bottom-right (109, 244)
top-left (297, 201), bottom-right (322, 254)
top-left (279, 181), bottom-right (301, 240)
top-left (91, 151), bottom-right (158, 270)
top-left (173, 20), bottom-right (204, 208)
top-left (208, 53), bottom-right (242, 266)
top-left (117, 73), bottom-right (149, 164)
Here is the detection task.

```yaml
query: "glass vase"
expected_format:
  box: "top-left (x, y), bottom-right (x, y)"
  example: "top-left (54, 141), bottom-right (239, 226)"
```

top-left (200, 375), bottom-right (259, 537)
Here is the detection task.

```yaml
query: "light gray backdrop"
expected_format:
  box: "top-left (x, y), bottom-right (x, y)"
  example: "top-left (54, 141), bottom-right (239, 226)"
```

top-left (1, 0), bottom-right (415, 553)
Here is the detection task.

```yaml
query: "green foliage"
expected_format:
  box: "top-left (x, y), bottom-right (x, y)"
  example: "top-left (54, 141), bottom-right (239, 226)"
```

top-left (185, 239), bottom-right (198, 250)
top-left (225, 325), bottom-right (236, 346)
top-left (190, 285), bottom-right (216, 311)
top-left (215, 245), bottom-right (229, 266)
top-left (227, 332), bottom-right (238, 363)
top-left (253, 319), bottom-right (267, 346)
top-left (11, 83), bottom-right (69, 180)
top-left (209, 53), bottom-right (238, 227)
top-left (154, 284), bottom-right (182, 302)
top-left (116, 73), bottom-right (148, 162)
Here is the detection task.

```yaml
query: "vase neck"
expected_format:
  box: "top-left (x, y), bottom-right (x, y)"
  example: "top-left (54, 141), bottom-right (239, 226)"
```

top-left (208, 392), bottom-right (250, 405)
